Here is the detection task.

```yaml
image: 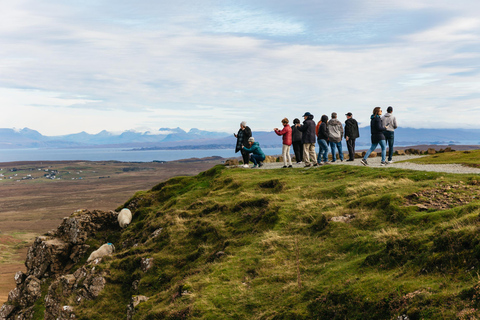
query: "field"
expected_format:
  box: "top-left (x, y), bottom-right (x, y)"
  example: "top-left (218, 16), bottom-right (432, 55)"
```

top-left (61, 159), bottom-right (480, 319)
top-left (0, 158), bottom-right (222, 305)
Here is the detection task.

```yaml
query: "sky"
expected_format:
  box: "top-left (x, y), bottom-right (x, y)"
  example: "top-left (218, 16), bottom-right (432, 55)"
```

top-left (1, 0), bottom-right (480, 135)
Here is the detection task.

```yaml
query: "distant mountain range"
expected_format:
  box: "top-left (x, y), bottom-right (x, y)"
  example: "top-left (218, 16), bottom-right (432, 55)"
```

top-left (0, 127), bottom-right (480, 149)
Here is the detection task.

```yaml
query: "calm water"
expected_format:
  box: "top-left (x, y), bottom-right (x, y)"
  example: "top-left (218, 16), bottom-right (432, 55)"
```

top-left (0, 148), bottom-right (284, 163)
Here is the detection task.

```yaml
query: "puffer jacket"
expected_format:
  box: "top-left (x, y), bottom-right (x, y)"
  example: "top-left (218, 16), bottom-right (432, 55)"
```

top-left (274, 125), bottom-right (292, 146)
top-left (298, 115), bottom-right (316, 144)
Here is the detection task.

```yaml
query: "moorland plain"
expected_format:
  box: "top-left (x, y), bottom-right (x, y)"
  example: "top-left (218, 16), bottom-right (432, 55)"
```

top-left (0, 159), bottom-right (222, 304)
top-left (63, 152), bottom-right (480, 319)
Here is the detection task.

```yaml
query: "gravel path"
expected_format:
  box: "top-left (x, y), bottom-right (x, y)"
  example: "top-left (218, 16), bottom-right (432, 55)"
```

top-left (238, 155), bottom-right (480, 174)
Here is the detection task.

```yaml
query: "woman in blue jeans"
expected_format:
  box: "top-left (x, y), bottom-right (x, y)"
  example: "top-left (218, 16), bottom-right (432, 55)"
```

top-left (361, 107), bottom-right (388, 166)
top-left (317, 115), bottom-right (329, 164)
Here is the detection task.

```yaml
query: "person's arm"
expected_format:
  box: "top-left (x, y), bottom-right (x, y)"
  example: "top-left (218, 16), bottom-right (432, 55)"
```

top-left (393, 117), bottom-right (398, 129)
top-left (243, 145), bottom-right (252, 152)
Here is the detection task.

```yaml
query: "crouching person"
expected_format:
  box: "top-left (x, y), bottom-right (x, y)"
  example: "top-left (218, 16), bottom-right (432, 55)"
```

top-left (242, 137), bottom-right (265, 168)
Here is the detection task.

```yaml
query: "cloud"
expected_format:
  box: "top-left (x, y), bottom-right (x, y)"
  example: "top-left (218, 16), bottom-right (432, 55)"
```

top-left (0, 0), bottom-right (480, 135)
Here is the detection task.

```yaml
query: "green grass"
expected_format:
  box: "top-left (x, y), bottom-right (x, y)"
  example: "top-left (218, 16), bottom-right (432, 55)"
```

top-left (48, 164), bottom-right (480, 319)
top-left (404, 149), bottom-right (480, 168)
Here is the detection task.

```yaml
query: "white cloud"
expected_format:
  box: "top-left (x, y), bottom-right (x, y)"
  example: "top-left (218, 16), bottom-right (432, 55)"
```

top-left (0, 0), bottom-right (480, 135)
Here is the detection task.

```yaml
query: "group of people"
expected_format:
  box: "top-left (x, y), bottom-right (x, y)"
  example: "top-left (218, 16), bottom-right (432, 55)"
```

top-left (234, 107), bottom-right (398, 168)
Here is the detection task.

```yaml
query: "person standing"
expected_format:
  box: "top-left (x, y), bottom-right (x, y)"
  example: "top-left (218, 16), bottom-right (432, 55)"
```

top-left (327, 112), bottom-right (344, 162)
top-left (317, 114), bottom-right (329, 165)
top-left (344, 112), bottom-right (360, 162)
top-left (361, 107), bottom-right (388, 166)
top-left (242, 137), bottom-right (265, 168)
top-left (382, 106), bottom-right (398, 163)
top-left (234, 121), bottom-right (252, 168)
top-left (291, 118), bottom-right (303, 163)
top-left (274, 118), bottom-right (293, 168)
top-left (297, 112), bottom-right (317, 167)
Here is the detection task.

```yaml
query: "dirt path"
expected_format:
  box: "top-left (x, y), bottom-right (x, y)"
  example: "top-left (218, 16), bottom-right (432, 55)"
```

top-left (240, 155), bottom-right (480, 174)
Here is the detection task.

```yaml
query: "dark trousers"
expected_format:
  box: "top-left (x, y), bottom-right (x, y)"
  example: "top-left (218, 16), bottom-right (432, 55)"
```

top-left (250, 154), bottom-right (265, 165)
top-left (346, 138), bottom-right (356, 160)
top-left (384, 131), bottom-right (394, 161)
top-left (292, 141), bottom-right (303, 162)
top-left (241, 149), bottom-right (250, 164)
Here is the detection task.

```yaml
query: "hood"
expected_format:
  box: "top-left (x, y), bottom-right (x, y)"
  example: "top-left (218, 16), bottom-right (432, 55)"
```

top-left (383, 113), bottom-right (392, 117)
top-left (305, 115), bottom-right (314, 121)
top-left (371, 115), bottom-right (380, 119)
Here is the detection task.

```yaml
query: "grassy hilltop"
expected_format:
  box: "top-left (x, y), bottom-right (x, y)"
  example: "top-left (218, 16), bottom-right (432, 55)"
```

top-left (65, 154), bottom-right (480, 319)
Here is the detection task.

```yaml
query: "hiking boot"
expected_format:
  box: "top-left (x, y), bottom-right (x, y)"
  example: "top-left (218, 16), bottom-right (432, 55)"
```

top-left (387, 160), bottom-right (394, 164)
top-left (380, 161), bottom-right (387, 166)
top-left (288, 165), bottom-right (293, 168)
top-left (242, 164), bottom-right (249, 168)
top-left (252, 164), bottom-right (257, 168)
top-left (304, 163), bottom-right (312, 167)
top-left (258, 162), bottom-right (264, 167)
top-left (361, 159), bottom-right (368, 166)
top-left (282, 165), bottom-right (287, 168)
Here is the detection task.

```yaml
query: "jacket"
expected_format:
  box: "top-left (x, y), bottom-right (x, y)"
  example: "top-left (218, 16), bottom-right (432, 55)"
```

top-left (370, 115), bottom-right (386, 144)
top-left (243, 142), bottom-right (266, 160)
top-left (382, 113), bottom-right (397, 132)
top-left (317, 115), bottom-right (329, 141)
top-left (291, 125), bottom-right (303, 142)
top-left (327, 118), bottom-right (344, 143)
top-left (344, 118), bottom-right (360, 139)
top-left (298, 115), bottom-right (316, 144)
top-left (274, 125), bottom-right (292, 146)
top-left (235, 126), bottom-right (252, 153)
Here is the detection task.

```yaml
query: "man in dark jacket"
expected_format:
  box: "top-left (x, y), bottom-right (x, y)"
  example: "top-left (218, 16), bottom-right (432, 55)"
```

top-left (344, 112), bottom-right (360, 161)
top-left (297, 112), bottom-right (316, 167)
top-left (234, 121), bottom-right (252, 168)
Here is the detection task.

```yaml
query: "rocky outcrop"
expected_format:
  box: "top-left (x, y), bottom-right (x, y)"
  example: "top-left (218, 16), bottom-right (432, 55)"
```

top-left (1, 209), bottom-right (119, 320)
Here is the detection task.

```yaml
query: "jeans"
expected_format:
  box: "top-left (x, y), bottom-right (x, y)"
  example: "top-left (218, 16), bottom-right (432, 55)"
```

top-left (329, 141), bottom-right (344, 161)
top-left (317, 139), bottom-right (329, 163)
top-left (384, 131), bottom-right (394, 161)
top-left (363, 140), bottom-right (387, 162)
top-left (250, 154), bottom-right (265, 166)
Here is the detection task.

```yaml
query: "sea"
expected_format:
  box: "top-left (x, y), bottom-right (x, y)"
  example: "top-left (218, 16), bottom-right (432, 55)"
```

top-left (0, 148), bottom-right (284, 163)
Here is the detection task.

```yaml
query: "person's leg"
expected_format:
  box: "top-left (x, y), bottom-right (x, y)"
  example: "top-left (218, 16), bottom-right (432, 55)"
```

top-left (387, 132), bottom-right (394, 161)
top-left (303, 144), bottom-right (310, 164)
top-left (363, 143), bottom-right (378, 160)
top-left (337, 142), bottom-right (344, 161)
top-left (379, 140), bottom-right (387, 163)
top-left (293, 142), bottom-right (300, 162)
top-left (296, 142), bottom-right (303, 162)
top-left (242, 149), bottom-right (249, 164)
top-left (329, 141), bottom-right (336, 161)
top-left (286, 145), bottom-right (292, 166)
top-left (347, 139), bottom-right (354, 160)
top-left (319, 139), bottom-right (329, 162)
top-left (282, 144), bottom-right (288, 166)
top-left (250, 154), bottom-right (257, 166)
top-left (317, 141), bottom-right (322, 164)
top-left (351, 139), bottom-right (356, 159)
top-left (309, 143), bottom-right (317, 164)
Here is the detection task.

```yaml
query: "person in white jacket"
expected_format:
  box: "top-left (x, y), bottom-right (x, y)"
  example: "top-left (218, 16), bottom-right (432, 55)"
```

top-left (382, 106), bottom-right (398, 163)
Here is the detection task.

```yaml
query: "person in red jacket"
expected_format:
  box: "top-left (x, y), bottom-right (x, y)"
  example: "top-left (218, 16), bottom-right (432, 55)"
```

top-left (274, 118), bottom-right (293, 168)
